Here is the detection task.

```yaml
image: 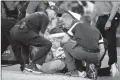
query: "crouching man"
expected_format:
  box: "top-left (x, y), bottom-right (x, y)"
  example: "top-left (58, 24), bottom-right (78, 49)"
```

top-left (60, 12), bottom-right (105, 80)
top-left (10, 9), bottom-right (56, 73)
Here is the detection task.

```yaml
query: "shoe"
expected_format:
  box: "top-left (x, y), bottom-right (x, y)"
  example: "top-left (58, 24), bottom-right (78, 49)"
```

top-left (65, 70), bottom-right (86, 77)
top-left (20, 64), bottom-right (25, 72)
top-left (24, 63), bottom-right (42, 74)
top-left (111, 63), bottom-right (120, 77)
top-left (78, 71), bottom-right (87, 77)
top-left (86, 63), bottom-right (98, 80)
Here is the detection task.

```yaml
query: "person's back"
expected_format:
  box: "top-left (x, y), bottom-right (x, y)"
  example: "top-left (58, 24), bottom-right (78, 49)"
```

top-left (73, 21), bottom-right (101, 50)
top-left (16, 12), bottom-right (49, 34)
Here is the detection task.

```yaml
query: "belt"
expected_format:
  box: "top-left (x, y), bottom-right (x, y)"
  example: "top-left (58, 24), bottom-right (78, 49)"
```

top-left (99, 13), bottom-right (120, 18)
top-left (99, 14), bottom-right (110, 18)
top-left (82, 48), bottom-right (100, 53)
top-left (73, 44), bottom-right (99, 53)
top-left (73, 41), bottom-right (100, 53)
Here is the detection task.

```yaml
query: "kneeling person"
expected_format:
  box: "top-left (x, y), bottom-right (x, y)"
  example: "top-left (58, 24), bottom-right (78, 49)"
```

top-left (60, 13), bottom-right (105, 79)
top-left (10, 9), bottom-right (56, 72)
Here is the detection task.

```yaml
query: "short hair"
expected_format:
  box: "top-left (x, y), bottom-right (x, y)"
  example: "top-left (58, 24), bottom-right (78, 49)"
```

top-left (81, 15), bottom-right (91, 23)
top-left (62, 13), bottom-right (74, 20)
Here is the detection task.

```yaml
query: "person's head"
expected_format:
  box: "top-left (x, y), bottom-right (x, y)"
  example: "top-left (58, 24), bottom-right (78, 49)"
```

top-left (39, 1), bottom-right (49, 11)
top-left (59, 13), bottom-right (74, 29)
top-left (46, 8), bottom-right (57, 21)
top-left (80, 15), bottom-right (91, 24)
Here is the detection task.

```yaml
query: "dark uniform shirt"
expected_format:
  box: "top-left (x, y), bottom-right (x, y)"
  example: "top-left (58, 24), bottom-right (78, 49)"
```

top-left (67, 22), bottom-right (103, 50)
top-left (17, 12), bottom-right (49, 34)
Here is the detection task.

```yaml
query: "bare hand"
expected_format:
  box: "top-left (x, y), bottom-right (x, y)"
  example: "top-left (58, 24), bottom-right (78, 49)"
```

top-left (104, 21), bottom-right (111, 31)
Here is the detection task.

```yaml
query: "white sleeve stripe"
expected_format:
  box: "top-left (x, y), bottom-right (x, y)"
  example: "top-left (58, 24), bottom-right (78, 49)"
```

top-left (98, 35), bottom-right (104, 43)
top-left (67, 22), bottom-right (79, 36)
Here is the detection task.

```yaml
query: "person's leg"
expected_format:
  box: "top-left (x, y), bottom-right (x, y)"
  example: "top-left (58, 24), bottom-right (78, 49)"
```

top-left (12, 28), bottom-right (52, 65)
top-left (106, 14), bottom-right (120, 77)
top-left (16, 30), bottom-right (52, 72)
top-left (64, 42), bottom-right (99, 65)
top-left (70, 46), bottom-right (99, 79)
top-left (1, 18), bottom-right (17, 54)
top-left (20, 44), bottom-right (30, 64)
top-left (106, 24), bottom-right (117, 66)
top-left (11, 42), bottom-right (24, 71)
top-left (63, 42), bottom-right (99, 78)
top-left (31, 42), bottom-right (51, 65)
top-left (1, 33), bottom-right (10, 54)
top-left (96, 15), bottom-right (120, 66)
top-left (75, 59), bottom-right (84, 71)
top-left (41, 60), bottom-right (65, 73)
top-left (10, 40), bottom-right (27, 71)
top-left (106, 14), bottom-right (120, 66)
top-left (63, 42), bottom-right (77, 71)
top-left (96, 14), bottom-right (120, 77)
top-left (29, 36), bottom-right (52, 65)
top-left (10, 26), bottom-right (52, 72)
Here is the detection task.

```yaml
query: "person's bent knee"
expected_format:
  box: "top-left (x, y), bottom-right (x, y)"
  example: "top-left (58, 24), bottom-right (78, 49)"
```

top-left (41, 60), bottom-right (65, 73)
top-left (46, 41), bottom-right (52, 49)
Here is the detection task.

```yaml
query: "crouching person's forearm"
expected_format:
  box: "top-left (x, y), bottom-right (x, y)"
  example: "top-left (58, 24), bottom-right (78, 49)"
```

top-left (60, 33), bottom-right (71, 47)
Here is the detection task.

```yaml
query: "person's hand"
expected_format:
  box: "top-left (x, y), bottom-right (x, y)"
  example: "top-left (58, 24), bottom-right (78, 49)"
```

top-left (105, 21), bottom-right (111, 31)
top-left (47, 35), bottom-right (53, 39)
top-left (91, 21), bottom-right (96, 27)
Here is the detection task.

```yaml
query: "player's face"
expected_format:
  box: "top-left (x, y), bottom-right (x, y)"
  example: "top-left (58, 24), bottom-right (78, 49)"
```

top-left (59, 13), bottom-right (73, 29)
top-left (48, 9), bottom-right (57, 21)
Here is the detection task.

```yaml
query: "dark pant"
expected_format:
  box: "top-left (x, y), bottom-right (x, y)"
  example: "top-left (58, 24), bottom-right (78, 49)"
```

top-left (10, 25), bottom-right (52, 65)
top-left (96, 13), bottom-right (120, 66)
top-left (1, 18), bottom-right (17, 54)
top-left (63, 42), bottom-right (100, 71)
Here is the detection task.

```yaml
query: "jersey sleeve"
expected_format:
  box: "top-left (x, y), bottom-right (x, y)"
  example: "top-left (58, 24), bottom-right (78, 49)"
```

top-left (67, 23), bottom-right (79, 37)
top-left (26, 2), bottom-right (39, 14)
top-left (98, 34), bottom-right (104, 44)
top-left (67, 27), bottom-right (75, 37)
top-left (40, 17), bottom-right (49, 34)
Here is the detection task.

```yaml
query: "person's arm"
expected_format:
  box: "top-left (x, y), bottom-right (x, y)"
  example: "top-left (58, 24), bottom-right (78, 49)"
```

top-left (25, 13), bottom-right (30, 17)
top-left (14, 1), bottom-right (20, 7)
top-left (105, 2), bottom-right (120, 30)
top-left (1, 2), bottom-right (7, 18)
top-left (40, 16), bottom-right (50, 37)
top-left (61, 33), bottom-right (71, 44)
top-left (108, 2), bottom-right (120, 22)
top-left (25, 1), bottom-right (39, 17)
top-left (39, 31), bottom-right (44, 37)
top-left (48, 33), bottom-right (66, 39)
top-left (61, 22), bottom-right (78, 45)
top-left (90, 6), bottom-right (98, 27)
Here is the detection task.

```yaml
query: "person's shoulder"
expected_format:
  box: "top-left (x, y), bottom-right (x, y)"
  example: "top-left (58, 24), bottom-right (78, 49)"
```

top-left (34, 12), bottom-right (49, 22)
top-left (75, 22), bottom-right (83, 26)
top-left (76, 22), bottom-right (81, 26)
top-left (30, 12), bottom-right (46, 17)
top-left (71, 22), bottom-right (81, 29)
top-left (78, 22), bottom-right (91, 27)
top-left (91, 26), bottom-right (101, 34)
top-left (28, 1), bottom-right (40, 5)
top-left (25, 12), bottom-right (42, 20)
